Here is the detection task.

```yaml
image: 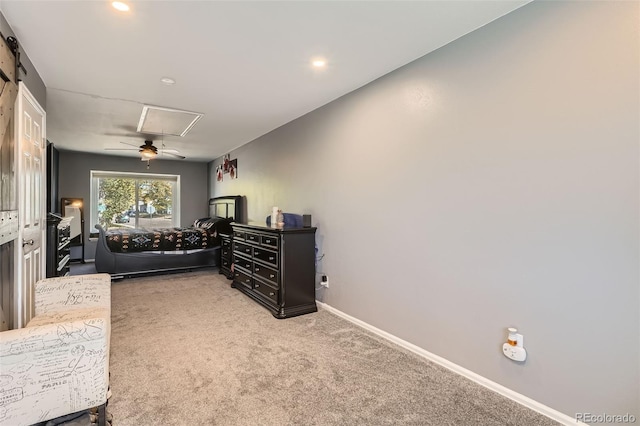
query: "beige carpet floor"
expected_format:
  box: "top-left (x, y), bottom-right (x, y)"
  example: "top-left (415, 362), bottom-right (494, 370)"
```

top-left (108, 270), bottom-right (559, 426)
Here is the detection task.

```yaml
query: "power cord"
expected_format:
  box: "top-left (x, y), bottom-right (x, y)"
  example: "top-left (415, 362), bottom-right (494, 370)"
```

top-left (315, 252), bottom-right (327, 289)
top-left (315, 272), bottom-right (328, 290)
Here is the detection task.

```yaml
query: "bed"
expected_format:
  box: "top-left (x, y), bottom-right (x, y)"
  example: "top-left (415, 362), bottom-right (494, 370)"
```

top-left (95, 195), bottom-right (244, 278)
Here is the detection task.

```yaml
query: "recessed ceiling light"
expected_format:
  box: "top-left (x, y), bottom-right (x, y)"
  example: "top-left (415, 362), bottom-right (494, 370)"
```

top-left (112, 2), bottom-right (130, 12)
top-left (312, 59), bottom-right (327, 68)
top-left (160, 77), bottom-right (176, 85)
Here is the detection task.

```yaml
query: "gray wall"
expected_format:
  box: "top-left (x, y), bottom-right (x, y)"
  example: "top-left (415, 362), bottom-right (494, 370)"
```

top-left (0, 12), bottom-right (46, 108)
top-left (59, 150), bottom-right (208, 259)
top-left (210, 1), bottom-right (639, 420)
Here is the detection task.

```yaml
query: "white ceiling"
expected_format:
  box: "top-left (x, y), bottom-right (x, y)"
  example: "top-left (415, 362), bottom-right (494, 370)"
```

top-left (0, 0), bottom-right (528, 162)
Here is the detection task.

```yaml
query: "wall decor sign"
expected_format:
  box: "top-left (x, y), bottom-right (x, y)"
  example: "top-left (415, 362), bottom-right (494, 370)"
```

top-left (222, 154), bottom-right (231, 173)
top-left (228, 159), bottom-right (238, 179)
top-left (219, 154), bottom-right (238, 180)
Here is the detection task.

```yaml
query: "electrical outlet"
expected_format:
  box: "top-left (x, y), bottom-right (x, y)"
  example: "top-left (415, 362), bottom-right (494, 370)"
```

top-left (502, 343), bottom-right (526, 361)
top-left (503, 327), bottom-right (526, 362)
top-left (321, 275), bottom-right (329, 288)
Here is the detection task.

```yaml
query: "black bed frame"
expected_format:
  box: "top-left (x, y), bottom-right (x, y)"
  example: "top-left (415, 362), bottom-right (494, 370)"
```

top-left (95, 195), bottom-right (244, 279)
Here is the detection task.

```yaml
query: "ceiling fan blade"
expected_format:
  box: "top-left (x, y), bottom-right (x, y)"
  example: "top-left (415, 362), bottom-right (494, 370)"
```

top-left (105, 148), bottom-right (138, 151)
top-left (103, 132), bottom-right (138, 138)
top-left (120, 141), bottom-right (140, 148)
top-left (163, 152), bottom-right (186, 159)
top-left (160, 148), bottom-right (179, 154)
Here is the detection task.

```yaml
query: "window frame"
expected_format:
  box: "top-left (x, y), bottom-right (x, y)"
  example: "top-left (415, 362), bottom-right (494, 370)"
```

top-left (89, 170), bottom-right (181, 232)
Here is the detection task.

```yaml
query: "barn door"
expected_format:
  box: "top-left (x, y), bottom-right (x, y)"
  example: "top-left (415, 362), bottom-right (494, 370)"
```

top-left (0, 36), bottom-right (18, 330)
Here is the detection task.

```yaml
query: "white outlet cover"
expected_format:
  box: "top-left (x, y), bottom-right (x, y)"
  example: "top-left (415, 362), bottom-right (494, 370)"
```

top-left (502, 343), bottom-right (526, 362)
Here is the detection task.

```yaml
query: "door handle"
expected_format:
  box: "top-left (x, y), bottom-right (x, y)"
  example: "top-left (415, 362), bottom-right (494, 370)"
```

top-left (22, 239), bottom-right (34, 247)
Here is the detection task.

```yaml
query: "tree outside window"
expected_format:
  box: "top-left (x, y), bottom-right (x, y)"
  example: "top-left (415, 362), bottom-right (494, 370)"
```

top-left (98, 178), bottom-right (135, 229)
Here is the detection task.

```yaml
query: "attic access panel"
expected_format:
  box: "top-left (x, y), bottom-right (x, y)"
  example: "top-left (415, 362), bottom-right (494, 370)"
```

top-left (137, 105), bottom-right (204, 137)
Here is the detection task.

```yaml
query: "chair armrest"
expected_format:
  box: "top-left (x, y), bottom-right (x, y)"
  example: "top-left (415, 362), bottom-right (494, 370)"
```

top-left (34, 273), bottom-right (111, 316)
top-left (0, 311), bottom-right (110, 425)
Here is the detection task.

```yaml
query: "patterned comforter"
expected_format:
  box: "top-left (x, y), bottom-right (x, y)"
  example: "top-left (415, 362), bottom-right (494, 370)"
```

top-left (105, 227), bottom-right (218, 253)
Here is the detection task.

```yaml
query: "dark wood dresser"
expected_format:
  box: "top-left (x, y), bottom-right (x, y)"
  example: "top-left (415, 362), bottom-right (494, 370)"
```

top-left (231, 223), bottom-right (317, 318)
top-left (219, 231), bottom-right (233, 278)
top-left (46, 213), bottom-right (71, 277)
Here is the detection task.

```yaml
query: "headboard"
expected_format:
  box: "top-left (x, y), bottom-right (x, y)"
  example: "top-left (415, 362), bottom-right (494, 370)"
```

top-left (208, 195), bottom-right (244, 223)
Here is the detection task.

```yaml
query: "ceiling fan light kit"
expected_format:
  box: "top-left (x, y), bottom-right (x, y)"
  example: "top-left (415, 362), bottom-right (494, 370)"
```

top-left (140, 149), bottom-right (157, 159)
top-left (104, 139), bottom-right (185, 167)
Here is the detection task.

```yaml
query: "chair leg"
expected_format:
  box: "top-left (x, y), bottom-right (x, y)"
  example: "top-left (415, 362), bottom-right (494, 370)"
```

top-left (97, 403), bottom-right (106, 426)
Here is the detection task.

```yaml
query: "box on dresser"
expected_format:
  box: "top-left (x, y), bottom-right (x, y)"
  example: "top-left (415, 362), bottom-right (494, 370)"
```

top-left (231, 222), bottom-right (317, 318)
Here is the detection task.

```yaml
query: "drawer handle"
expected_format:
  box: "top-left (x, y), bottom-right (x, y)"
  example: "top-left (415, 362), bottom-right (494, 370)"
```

top-left (255, 250), bottom-right (260, 256)
top-left (269, 274), bottom-right (275, 278)
top-left (255, 267), bottom-right (260, 272)
top-left (245, 278), bottom-right (250, 283)
top-left (269, 292), bottom-right (275, 296)
top-left (245, 248), bottom-right (250, 253)
top-left (235, 273), bottom-right (239, 277)
top-left (255, 283), bottom-right (260, 288)
top-left (269, 256), bottom-right (275, 261)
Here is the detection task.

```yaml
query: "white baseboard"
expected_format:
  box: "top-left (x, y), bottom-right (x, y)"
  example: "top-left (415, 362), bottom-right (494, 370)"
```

top-left (316, 301), bottom-right (581, 426)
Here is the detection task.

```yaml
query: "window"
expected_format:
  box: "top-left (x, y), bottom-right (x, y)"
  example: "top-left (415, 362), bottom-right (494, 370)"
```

top-left (90, 171), bottom-right (180, 232)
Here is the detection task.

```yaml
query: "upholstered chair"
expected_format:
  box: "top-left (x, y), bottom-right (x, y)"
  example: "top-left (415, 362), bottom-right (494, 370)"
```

top-left (0, 274), bottom-right (111, 426)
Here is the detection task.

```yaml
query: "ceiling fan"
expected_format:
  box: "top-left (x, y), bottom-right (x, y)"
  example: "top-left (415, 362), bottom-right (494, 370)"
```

top-left (105, 139), bottom-right (186, 164)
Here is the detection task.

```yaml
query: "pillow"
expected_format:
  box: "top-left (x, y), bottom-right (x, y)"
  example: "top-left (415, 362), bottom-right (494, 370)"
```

top-left (193, 216), bottom-right (233, 231)
top-left (193, 217), bottom-right (211, 228)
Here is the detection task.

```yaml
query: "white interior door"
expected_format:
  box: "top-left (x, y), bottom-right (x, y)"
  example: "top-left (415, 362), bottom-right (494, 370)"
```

top-left (15, 83), bottom-right (46, 328)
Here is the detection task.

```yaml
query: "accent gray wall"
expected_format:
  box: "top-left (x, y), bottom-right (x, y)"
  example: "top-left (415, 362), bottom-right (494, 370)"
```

top-left (59, 150), bottom-right (208, 259)
top-left (209, 1), bottom-right (639, 420)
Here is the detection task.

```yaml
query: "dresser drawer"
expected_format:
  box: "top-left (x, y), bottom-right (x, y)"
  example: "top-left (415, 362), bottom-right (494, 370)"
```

top-left (221, 247), bottom-right (230, 257)
top-left (233, 241), bottom-right (253, 257)
top-left (253, 263), bottom-right (278, 285)
top-left (233, 230), bottom-right (245, 240)
top-left (221, 258), bottom-right (231, 269)
top-left (253, 247), bottom-right (278, 266)
top-left (254, 281), bottom-right (278, 305)
top-left (245, 232), bottom-right (260, 244)
top-left (260, 235), bottom-right (279, 249)
top-left (233, 269), bottom-right (253, 290)
top-left (234, 256), bottom-right (252, 272)
top-left (221, 238), bottom-right (231, 249)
